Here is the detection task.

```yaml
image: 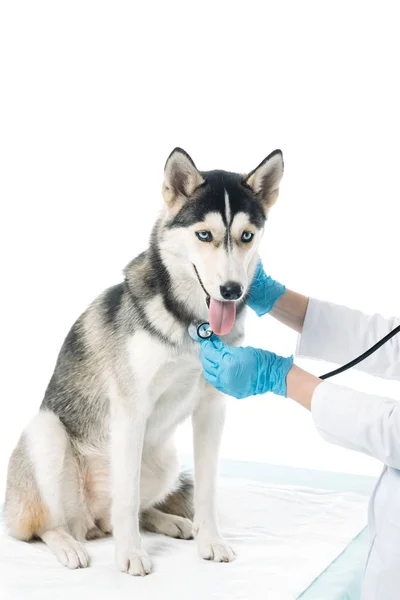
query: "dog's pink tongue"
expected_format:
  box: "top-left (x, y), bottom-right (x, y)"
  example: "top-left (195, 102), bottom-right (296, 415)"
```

top-left (209, 298), bottom-right (237, 335)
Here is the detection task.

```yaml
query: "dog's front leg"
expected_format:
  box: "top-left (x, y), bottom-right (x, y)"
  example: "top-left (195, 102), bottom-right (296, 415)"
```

top-left (110, 397), bottom-right (151, 576)
top-left (192, 390), bottom-right (235, 563)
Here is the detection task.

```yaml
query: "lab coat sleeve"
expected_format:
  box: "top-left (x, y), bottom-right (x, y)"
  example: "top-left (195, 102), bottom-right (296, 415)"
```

top-left (312, 381), bottom-right (400, 468)
top-left (297, 298), bottom-right (400, 381)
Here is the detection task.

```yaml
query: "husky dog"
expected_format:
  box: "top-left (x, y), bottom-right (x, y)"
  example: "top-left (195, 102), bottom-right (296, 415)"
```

top-left (4, 148), bottom-right (284, 576)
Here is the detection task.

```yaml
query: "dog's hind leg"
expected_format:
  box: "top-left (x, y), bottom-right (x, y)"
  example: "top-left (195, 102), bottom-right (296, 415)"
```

top-left (141, 460), bottom-right (194, 539)
top-left (141, 507), bottom-right (193, 539)
top-left (5, 410), bottom-right (89, 569)
top-left (142, 472), bottom-right (194, 538)
top-left (156, 472), bottom-right (194, 520)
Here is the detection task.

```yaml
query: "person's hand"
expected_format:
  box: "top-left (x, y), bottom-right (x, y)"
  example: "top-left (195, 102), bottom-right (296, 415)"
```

top-left (247, 260), bottom-right (286, 316)
top-left (200, 337), bottom-right (293, 399)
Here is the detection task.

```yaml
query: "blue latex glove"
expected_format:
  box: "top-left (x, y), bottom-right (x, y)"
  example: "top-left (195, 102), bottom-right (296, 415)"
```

top-left (247, 260), bottom-right (286, 316)
top-left (200, 337), bottom-right (294, 399)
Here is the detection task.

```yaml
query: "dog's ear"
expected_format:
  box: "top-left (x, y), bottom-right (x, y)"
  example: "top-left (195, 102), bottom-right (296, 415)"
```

top-left (163, 148), bottom-right (204, 209)
top-left (245, 150), bottom-right (284, 212)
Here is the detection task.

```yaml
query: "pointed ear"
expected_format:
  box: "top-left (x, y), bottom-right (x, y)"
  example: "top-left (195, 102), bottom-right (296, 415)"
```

top-left (162, 148), bottom-right (204, 208)
top-left (245, 150), bottom-right (284, 211)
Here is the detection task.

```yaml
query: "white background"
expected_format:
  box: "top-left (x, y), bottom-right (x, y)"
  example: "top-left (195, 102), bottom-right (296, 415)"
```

top-left (1, 1), bottom-right (400, 499)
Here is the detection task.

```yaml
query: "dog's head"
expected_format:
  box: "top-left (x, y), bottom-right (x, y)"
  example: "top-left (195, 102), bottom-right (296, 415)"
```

top-left (159, 148), bottom-right (284, 335)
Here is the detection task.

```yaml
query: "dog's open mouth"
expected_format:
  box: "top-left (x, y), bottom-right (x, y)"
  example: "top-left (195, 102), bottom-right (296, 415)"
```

top-left (208, 298), bottom-right (236, 336)
top-left (193, 264), bottom-right (237, 336)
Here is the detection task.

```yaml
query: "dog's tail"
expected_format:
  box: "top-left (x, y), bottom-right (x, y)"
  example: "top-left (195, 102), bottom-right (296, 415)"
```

top-left (157, 471), bottom-right (194, 520)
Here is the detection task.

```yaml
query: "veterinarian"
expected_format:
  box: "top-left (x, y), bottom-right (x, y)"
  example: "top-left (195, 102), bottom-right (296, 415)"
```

top-left (200, 261), bottom-right (400, 600)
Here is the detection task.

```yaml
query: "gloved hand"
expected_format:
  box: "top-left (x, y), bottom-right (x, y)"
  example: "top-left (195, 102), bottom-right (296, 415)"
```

top-left (247, 260), bottom-right (286, 316)
top-left (200, 337), bottom-right (293, 399)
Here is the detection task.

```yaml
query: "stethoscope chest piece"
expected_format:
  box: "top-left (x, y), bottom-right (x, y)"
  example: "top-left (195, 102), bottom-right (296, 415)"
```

top-left (188, 322), bottom-right (214, 341)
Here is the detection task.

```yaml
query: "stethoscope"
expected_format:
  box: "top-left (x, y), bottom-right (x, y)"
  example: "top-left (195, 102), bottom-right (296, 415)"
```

top-left (187, 265), bottom-right (400, 378)
top-left (188, 321), bottom-right (214, 341)
top-left (188, 265), bottom-right (214, 341)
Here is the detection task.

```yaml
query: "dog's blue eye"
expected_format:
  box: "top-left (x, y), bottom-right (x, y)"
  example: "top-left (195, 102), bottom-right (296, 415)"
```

top-left (196, 231), bottom-right (213, 242)
top-left (241, 231), bottom-right (254, 243)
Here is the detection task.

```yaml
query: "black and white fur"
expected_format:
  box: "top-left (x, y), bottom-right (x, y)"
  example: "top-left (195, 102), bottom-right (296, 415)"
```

top-left (4, 148), bottom-right (284, 575)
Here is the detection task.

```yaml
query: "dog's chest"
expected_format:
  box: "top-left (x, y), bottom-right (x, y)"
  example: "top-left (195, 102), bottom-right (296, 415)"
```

top-left (127, 330), bottom-right (203, 437)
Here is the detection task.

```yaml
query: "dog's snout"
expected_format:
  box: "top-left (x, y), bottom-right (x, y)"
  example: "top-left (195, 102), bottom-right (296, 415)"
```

top-left (220, 282), bottom-right (243, 301)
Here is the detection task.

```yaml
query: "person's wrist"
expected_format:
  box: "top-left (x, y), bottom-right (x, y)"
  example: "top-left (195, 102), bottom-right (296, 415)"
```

top-left (273, 354), bottom-right (294, 396)
top-left (286, 365), bottom-right (322, 410)
top-left (252, 280), bottom-right (286, 317)
top-left (254, 350), bottom-right (293, 396)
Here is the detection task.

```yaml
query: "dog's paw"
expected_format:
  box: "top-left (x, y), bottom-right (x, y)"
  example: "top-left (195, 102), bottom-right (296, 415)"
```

top-left (163, 516), bottom-right (194, 540)
top-left (86, 526), bottom-right (107, 540)
top-left (116, 547), bottom-right (152, 576)
top-left (56, 538), bottom-right (89, 569)
top-left (197, 537), bottom-right (235, 563)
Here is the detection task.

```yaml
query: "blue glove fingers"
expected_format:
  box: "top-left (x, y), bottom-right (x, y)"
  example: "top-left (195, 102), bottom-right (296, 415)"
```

top-left (202, 360), bottom-right (218, 379)
top-left (200, 338), bottom-right (224, 388)
top-left (199, 337), bottom-right (220, 351)
top-left (200, 346), bottom-right (223, 364)
top-left (208, 336), bottom-right (226, 351)
top-left (202, 357), bottom-right (218, 370)
top-left (247, 259), bottom-right (286, 317)
top-left (200, 337), bottom-right (235, 393)
top-left (252, 259), bottom-right (266, 283)
top-left (203, 371), bottom-right (218, 386)
top-left (200, 336), bottom-right (293, 399)
top-left (200, 337), bottom-right (227, 363)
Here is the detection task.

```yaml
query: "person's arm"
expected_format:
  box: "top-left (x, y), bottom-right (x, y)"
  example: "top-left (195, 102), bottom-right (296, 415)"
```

top-left (246, 260), bottom-right (310, 333)
top-left (248, 261), bottom-right (400, 380)
top-left (297, 299), bottom-right (400, 380)
top-left (270, 290), bottom-right (309, 334)
top-left (289, 365), bottom-right (400, 467)
top-left (287, 364), bottom-right (400, 468)
top-left (200, 339), bottom-right (400, 469)
top-left (286, 364), bottom-right (321, 409)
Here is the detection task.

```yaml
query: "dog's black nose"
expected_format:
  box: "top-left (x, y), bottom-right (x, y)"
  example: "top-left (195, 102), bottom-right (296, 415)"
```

top-left (220, 282), bottom-right (243, 301)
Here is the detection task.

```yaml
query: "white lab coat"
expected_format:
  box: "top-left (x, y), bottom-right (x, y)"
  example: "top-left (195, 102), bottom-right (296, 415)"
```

top-left (297, 299), bottom-right (400, 600)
